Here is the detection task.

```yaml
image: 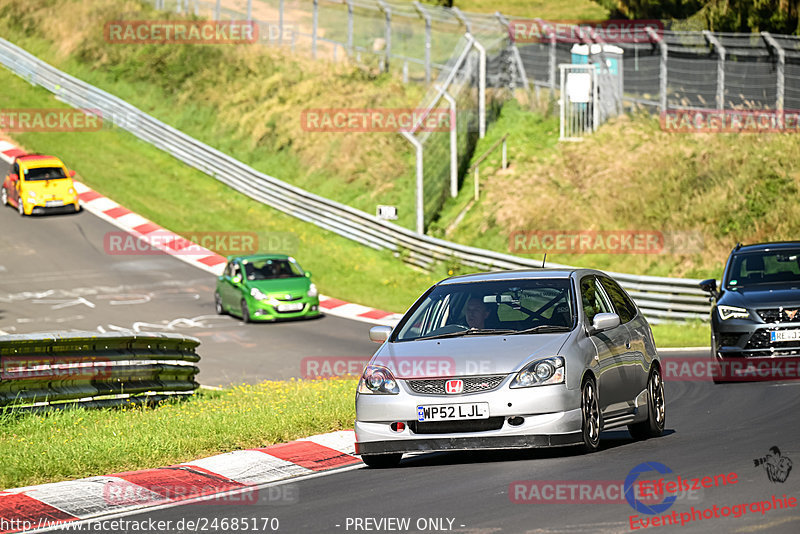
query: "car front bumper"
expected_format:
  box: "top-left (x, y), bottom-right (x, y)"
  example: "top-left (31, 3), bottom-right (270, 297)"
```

top-left (248, 297), bottom-right (320, 321)
top-left (26, 200), bottom-right (80, 215)
top-left (355, 381), bottom-right (583, 455)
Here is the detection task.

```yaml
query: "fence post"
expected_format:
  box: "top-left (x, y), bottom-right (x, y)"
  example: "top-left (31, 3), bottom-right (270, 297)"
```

top-left (312, 0), bottom-right (319, 59)
top-left (214, 0), bottom-right (220, 20)
top-left (761, 32), bottom-right (785, 113)
top-left (436, 85), bottom-right (458, 198)
top-left (378, 1), bottom-right (392, 73)
top-left (401, 132), bottom-right (425, 234)
top-left (346, 0), bottom-right (354, 55)
top-left (645, 26), bottom-right (667, 113)
top-left (246, 0), bottom-right (252, 22)
top-left (413, 2), bottom-right (432, 83)
top-left (278, 0), bottom-right (284, 45)
top-left (495, 12), bottom-right (531, 92)
top-left (535, 18), bottom-right (557, 98)
top-left (703, 31), bottom-right (726, 110)
top-left (502, 136), bottom-right (507, 169)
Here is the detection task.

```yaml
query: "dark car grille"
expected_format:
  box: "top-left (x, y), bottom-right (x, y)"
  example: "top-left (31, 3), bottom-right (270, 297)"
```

top-left (278, 295), bottom-right (304, 302)
top-left (408, 417), bottom-right (506, 434)
top-left (743, 330), bottom-right (800, 357)
top-left (406, 375), bottom-right (507, 396)
top-left (756, 308), bottom-right (800, 323)
top-left (719, 333), bottom-right (745, 347)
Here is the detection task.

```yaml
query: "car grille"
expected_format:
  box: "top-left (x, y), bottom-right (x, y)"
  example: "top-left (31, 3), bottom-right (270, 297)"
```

top-left (406, 375), bottom-right (507, 396)
top-left (719, 333), bottom-right (745, 347)
top-left (278, 295), bottom-right (304, 302)
top-left (756, 308), bottom-right (800, 323)
top-left (743, 330), bottom-right (800, 357)
top-left (408, 417), bottom-right (506, 434)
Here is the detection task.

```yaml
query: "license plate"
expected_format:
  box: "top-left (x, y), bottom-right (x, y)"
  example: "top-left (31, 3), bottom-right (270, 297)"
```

top-left (46, 200), bottom-right (64, 207)
top-left (277, 302), bottom-right (304, 312)
top-left (417, 403), bottom-right (489, 422)
top-left (770, 330), bottom-right (800, 342)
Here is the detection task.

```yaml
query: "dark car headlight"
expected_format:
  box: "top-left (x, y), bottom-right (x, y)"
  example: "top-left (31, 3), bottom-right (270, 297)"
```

top-left (510, 357), bottom-right (565, 388)
top-left (357, 365), bottom-right (400, 395)
top-left (718, 305), bottom-right (749, 321)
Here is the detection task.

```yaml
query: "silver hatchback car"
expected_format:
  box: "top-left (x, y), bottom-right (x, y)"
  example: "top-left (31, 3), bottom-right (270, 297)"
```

top-left (355, 269), bottom-right (665, 468)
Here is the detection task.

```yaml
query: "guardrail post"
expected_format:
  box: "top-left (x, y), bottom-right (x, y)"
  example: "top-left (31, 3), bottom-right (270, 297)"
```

top-left (312, 0), bottom-right (319, 59)
top-left (346, 0), bottom-right (354, 55)
top-left (377, 1), bottom-right (392, 73)
top-left (703, 31), bottom-right (726, 110)
top-left (400, 132), bottom-right (425, 234)
top-left (645, 26), bottom-right (667, 113)
top-left (762, 32), bottom-right (785, 113)
top-left (473, 166), bottom-right (479, 201)
top-left (413, 2), bottom-right (432, 83)
top-left (436, 84), bottom-right (458, 198)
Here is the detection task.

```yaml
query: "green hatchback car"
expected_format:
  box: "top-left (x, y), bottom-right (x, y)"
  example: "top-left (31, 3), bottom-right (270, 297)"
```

top-left (215, 254), bottom-right (320, 322)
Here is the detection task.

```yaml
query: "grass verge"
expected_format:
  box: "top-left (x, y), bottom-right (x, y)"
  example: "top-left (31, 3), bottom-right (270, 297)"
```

top-left (0, 378), bottom-right (357, 490)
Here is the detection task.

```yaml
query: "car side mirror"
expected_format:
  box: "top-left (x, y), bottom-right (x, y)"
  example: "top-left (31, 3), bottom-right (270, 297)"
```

top-left (699, 279), bottom-right (719, 298)
top-left (305, 271), bottom-right (312, 278)
top-left (9, 173), bottom-right (18, 182)
top-left (590, 312), bottom-right (620, 334)
top-left (232, 275), bottom-right (242, 284)
top-left (69, 170), bottom-right (76, 178)
top-left (369, 325), bottom-right (392, 343)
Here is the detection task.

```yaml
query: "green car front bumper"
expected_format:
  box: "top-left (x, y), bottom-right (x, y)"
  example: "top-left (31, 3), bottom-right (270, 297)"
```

top-left (245, 295), bottom-right (321, 321)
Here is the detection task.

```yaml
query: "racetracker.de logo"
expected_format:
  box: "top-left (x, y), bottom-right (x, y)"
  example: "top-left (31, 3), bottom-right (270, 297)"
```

top-left (509, 19), bottom-right (663, 44)
top-left (663, 357), bottom-right (800, 382)
top-left (104, 20), bottom-right (258, 45)
top-left (661, 109), bottom-right (800, 133)
top-left (509, 230), bottom-right (703, 255)
top-left (104, 231), bottom-right (264, 256)
top-left (300, 108), bottom-right (453, 133)
top-left (0, 109), bottom-right (102, 132)
top-left (0, 356), bottom-right (112, 381)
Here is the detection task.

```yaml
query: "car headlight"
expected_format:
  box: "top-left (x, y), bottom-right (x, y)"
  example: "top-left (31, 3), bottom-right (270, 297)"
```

top-left (718, 305), bottom-right (749, 321)
top-left (510, 357), bottom-right (565, 388)
top-left (357, 365), bottom-right (399, 395)
top-left (250, 288), bottom-right (268, 301)
top-left (307, 283), bottom-right (318, 298)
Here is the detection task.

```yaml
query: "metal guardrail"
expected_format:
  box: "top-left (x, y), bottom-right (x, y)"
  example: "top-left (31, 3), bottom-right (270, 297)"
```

top-left (0, 331), bottom-right (200, 409)
top-left (0, 38), bottom-right (710, 322)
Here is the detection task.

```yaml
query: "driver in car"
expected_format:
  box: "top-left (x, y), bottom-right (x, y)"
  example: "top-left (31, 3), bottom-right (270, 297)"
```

top-left (465, 297), bottom-right (490, 329)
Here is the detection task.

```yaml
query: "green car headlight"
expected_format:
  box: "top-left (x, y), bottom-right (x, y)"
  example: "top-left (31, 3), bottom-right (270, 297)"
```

top-left (250, 288), bottom-right (268, 301)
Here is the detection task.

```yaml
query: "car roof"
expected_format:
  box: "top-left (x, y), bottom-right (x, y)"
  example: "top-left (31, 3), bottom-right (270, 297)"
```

top-left (229, 253), bottom-right (291, 262)
top-left (733, 242), bottom-right (800, 254)
top-left (15, 155), bottom-right (63, 167)
top-left (438, 268), bottom-right (600, 285)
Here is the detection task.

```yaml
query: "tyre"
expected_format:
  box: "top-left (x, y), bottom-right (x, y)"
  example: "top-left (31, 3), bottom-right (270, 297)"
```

top-left (1, 187), bottom-right (7, 206)
top-left (240, 299), bottom-right (251, 323)
top-left (214, 292), bottom-right (225, 315)
top-left (580, 376), bottom-right (601, 453)
top-left (628, 367), bottom-right (666, 440)
top-left (18, 199), bottom-right (25, 216)
top-left (361, 453), bottom-right (402, 468)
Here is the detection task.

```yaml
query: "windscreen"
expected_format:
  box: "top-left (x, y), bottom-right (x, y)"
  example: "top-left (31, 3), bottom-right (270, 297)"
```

top-left (24, 166), bottom-right (67, 181)
top-left (244, 259), bottom-right (303, 280)
top-left (726, 251), bottom-right (800, 288)
top-left (394, 278), bottom-right (575, 342)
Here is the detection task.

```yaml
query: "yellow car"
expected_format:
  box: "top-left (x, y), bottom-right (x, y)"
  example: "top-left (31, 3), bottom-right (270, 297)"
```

top-left (1, 155), bottom-right (80, 215)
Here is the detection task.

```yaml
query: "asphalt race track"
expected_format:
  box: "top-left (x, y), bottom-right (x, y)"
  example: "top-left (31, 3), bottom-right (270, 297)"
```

top-left (75, 348), bottom-right (800, 533)
top-left (4, 166), bottom-right (800, 534)
top-left (0, 162), bottom-right (376, 386)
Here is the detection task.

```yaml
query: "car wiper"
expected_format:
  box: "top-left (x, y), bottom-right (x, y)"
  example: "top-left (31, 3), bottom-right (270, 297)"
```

top-left (415, 328), bottom-right (517, 340)
top-left (508, 325), bottom-right (572, 335)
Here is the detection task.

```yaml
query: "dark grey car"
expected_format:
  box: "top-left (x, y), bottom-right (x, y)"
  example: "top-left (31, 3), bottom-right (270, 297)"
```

top-left (354, 269), bottom-right (665, 468)
top-left (700, 242), bottom-right (800, 382)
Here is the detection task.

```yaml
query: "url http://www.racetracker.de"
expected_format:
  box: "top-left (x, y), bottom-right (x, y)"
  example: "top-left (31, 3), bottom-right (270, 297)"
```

top-left (0, 516), bottom-right (281, 533)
